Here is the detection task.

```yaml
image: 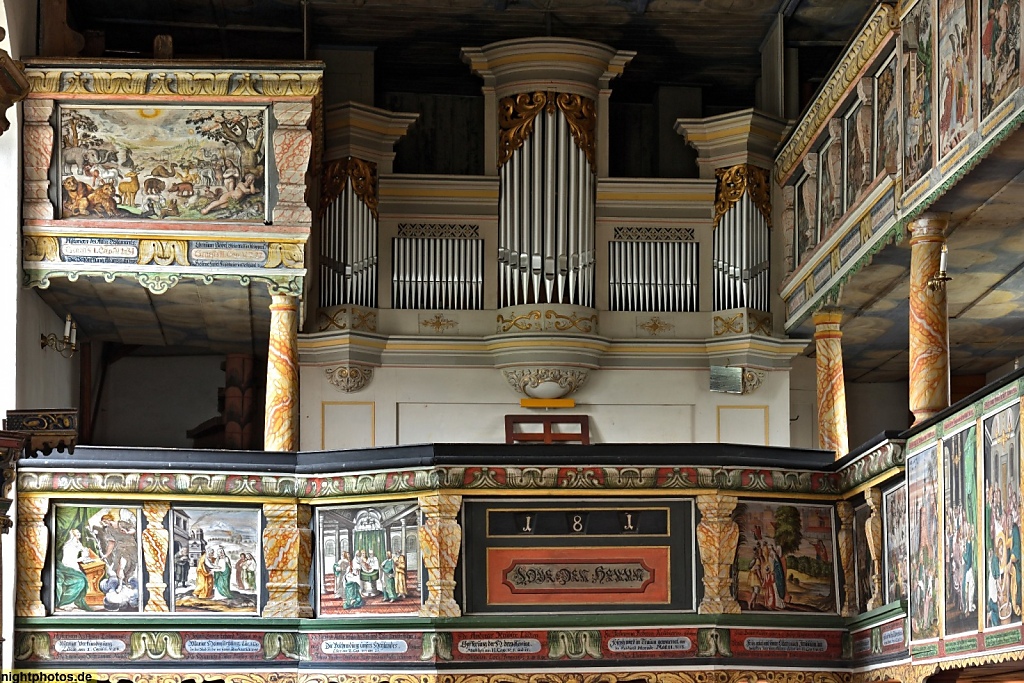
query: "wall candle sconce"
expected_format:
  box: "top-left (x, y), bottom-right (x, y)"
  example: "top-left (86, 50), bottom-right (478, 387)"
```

top-left (927, 243), bottom-right (952, 291)
top-left (41, 314), bottom-right (77, 358)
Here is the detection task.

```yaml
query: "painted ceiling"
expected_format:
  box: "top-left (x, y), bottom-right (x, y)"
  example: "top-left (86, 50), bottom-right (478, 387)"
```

top-left (66, 0), bottom-right (873, 107)
top-left (793, 126), bottom-right (1024, 385)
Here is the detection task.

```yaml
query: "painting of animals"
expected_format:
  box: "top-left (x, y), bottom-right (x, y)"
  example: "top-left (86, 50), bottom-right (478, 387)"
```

top-left (58, 106), bottom-right (267, 222)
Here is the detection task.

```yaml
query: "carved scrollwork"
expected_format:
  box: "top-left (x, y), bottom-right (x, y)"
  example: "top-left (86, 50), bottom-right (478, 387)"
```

top-left (325, 364), bottom-right (374, 393)
top-left (502, 367), bottom-right (589, 398)
top-left (320, 157), bottom-right (378, 219)
top-left (138, 240), bottom-right (189, 267)
top-left (265, 243), bottom-right (304, 269)
top-left (713, 164), bottom-right (772, 230)
top-left (22, 235), bottom-right (60, 262)
top-left (555, 92), bottom-right (597, 173)
top-left (496, 310), bottom-right (542, 332)
top-left (498, 91), bottom-right (597, 172)
top-left (742, 369), bottom-right (766, 393)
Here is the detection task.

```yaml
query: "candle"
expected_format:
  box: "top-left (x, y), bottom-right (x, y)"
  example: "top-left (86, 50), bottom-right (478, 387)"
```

top-left (939, 244), bottom-right (948, 274)
top-left (63, 314), bottom-right (71, 340)
top-left (70, 322), bottom-right (77, 347)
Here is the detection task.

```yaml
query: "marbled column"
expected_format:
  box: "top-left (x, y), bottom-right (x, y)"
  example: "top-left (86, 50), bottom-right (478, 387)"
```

top-left (695, 494), bottom-right (741, 614)
top-left (837, 501), bottom-right (857, 616)
top-left (865, 487), bottom-right (885, 610)
top-left (814, 307), bottom-right (849, 459)
top-left (142, 502), bottom-right (170, 612)
top-left (265, 294), bottom-right (299, 452)
top-left (263, 502), bottom-right (313, 618)
top-left (272, 101), bottom-right (314, 227)
top-left (22, 99), bottom-right (55, 220)
top-left (418, 493), bottom-right (462, 618)
top-left (908, 214), bottom-right (950, 425)
top-left (16, 496), bottom-right (48, 617)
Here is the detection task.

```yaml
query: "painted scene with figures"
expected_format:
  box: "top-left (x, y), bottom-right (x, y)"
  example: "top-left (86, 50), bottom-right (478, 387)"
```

top-left (983, 402), bottom-right (1022, 629)
top-left (318, 503), bottom-right (420, 616)
top-left (52, 504), bottom-right (142, 613)
top-left (170, 507), bottom-right (260, 614)
top-left (734, 502), bottom-right (837, 613)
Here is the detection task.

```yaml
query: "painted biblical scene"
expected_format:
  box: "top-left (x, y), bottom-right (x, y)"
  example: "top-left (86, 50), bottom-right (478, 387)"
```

top-left (908, 446), bottom-right (941, 640)
top-left (981, 0), bottom-right (1021, 120)
top-left (734, 502), bottom-right (837, 613)
top-left (903, 0), bottom-right (935, 187)
top-left (938, 0), bottom-right (977, 156)
top-left (854, 503), bottom-right (873, 611)
top-left (53, 505), bottom-right (141, 614)
top-left (796, 175), bottom-right (816, 261)
top-left (885, 483), bottom-right (910, 604)
top-left (944, 425), bottom-right (979, 636)
top-left (819, 132), bottom-right (843, 233)
top-left (983, 402), bottom-right (1022, 629)
top-left (319, 503), bottom-right (420, 616)
top-left (876, 55), bottom-right (900, 177)
top-left (845, 104), bottom-right (869, 208)
top-left (58, 106), bottom-right (267, 222)
top-left (170, 507), bottom-right (260, 614)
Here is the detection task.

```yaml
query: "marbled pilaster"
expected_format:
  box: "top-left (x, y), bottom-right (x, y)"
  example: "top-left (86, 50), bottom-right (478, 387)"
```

top-left (22, 99), bottom-right (55, 221)
top-left (695, 494), bottom-right (741, 614)
top-left (142, 502), bottom-right (170, 612)
top-left (16, 496), bottom-right (48, 617)
top-left (813, 307), bottom-right (849, 458)
top-left (865, 487), bottom-right (884, 611)
top-left (262, 502), bottom-right (314, 618)
top-left (908, 214), bottom-right (950, 425)
top-left (837, 501), bottom-right (857, 616)
top-left (272, 101), bottom-right (314, 226)
top-left (265, 294), bottom-right (299, 452)
top-left (418, 493), bottom-right (462, 618)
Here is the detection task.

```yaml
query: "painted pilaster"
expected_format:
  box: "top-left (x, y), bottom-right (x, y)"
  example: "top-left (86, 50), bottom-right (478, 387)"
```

top-left (264, 294), bottom-right (299, 452)
top-left (271, 101), bottom-right (313, 227)
top-left (262, 502), bottom-right (314, 618)
top-left (141, 502), bottom-right (170, 612)
top-left (837, 500), bottom-right (857, 616)
top-left (908, 214), bottom-right (950, 425)
top-left (814, 306), bottom-right (849, 458)
top-left (865, 487), bottom-right (884, 610)
top-left (695, 493), bottom-right (741, 614)
top-left (22, 99), bottom-right (54, 221)
top-left (418, 493), bottom-right (462, 618)
top-left (16, 497), bottom-right (47, 617)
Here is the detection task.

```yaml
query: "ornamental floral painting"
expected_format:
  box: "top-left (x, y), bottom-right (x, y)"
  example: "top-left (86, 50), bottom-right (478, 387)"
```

top-left (53, 504), bottom-right (142, 613)
top-left (58, 106), bottom-right (267, 222)
top-left (318, 503), bottom-right (421, 616)
top-left (169, 507), bottom-right (260, 614)
top-left (983, 401), bottom-right (1021, 629)
top-left (943, 425), bottom-right (979, 636)
top-left (734, 502), bottom-right (837, 613)
top-left (908, 446), bottom-right (940, 640)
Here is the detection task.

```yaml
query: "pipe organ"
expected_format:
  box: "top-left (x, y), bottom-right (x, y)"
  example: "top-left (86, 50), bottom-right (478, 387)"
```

top-left (712, 164), bottom-right (772, 312)
top-left (320, 157), bottom-right (379, 309)
top-left (609, 227), bottom-right (699, 312)
top-left (497, 92), bottom-right (596, 307)
top-left (393, 225), bottom-right (484, 310)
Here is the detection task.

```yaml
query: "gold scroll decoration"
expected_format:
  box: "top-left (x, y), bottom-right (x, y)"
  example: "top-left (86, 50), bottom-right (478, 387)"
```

top-left (497, 91), bottom-right (597, 172)
top-left (319, 157), bottom-right (378, 220)
top-left (713, 163), bottom-right (772, 230)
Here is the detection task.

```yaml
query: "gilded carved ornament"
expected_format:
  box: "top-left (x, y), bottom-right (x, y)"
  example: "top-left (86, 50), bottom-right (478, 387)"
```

top-left (319, 156), bottom-right (378, 219)
top-left (26, 68), bottom-right (321, 99)
top-left (22, 235), bottom-right (60, 262)
top-left (498, 91), bottom-right (597, 172)
top-left (265, 243), bottom-right (304, 269)
top-left (138, 240), bottom-right (189, 267)
top-left (325, 364), bottom-right (374, 393)
top-left (713, 164), bottom-right (772, 230)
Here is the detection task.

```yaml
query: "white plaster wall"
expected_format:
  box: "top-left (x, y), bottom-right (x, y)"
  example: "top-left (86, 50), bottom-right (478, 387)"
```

top-left (789, 354), bottom-right (818, 450)
top-left (301, 364), bottom-right (794, 449)
top-left (15, 289), bottom-right (80, 408)
top-left (92, 355), bottom-right (224, 447)
top-left (2, 0), bottom-right (40, 668)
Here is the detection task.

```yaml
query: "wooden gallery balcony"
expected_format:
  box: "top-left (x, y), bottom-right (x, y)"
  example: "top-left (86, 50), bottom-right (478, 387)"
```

top-left (19, 60), bottom-right (322, 352)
